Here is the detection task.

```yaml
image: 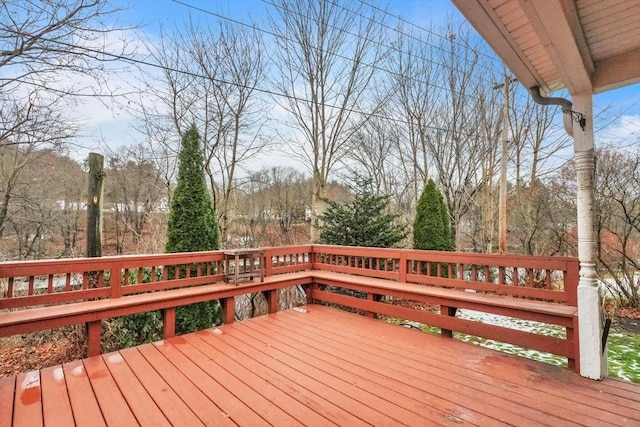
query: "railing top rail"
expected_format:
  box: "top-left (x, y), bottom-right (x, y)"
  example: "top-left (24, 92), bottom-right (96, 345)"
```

top-left (0, 251), bottom-right (227, 277)
top-left (312, 245), bottom-right (577, 266)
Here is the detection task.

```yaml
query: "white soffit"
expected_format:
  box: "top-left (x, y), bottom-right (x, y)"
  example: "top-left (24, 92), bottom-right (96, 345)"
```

top-left (451, 0), bottom-right (640, 95)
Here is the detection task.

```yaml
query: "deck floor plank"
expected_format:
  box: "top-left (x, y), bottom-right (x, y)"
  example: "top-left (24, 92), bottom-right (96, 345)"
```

top-left (275, 309), bottom-right (618, 426)
top-left (0, 376), bottom-right (15, 427)
top-left (196, 328), bottom-right (374, 427)
top-left (117, 347), bottom-right (206, 427)
top-left (12, 371), bottom-right (42, 427)
top-left (181, 332), bottom-right (333, 427)
top-left (62, 360), bottom-right (106, 427)
top-left (219, 323), bottom-right (407, 426)
top-left (134, 344), bottom-right (237, 427)
top-left (248, 312), bottom-right (557, 426)
top-left (151, 339), bottom-right (269, 426)
top-left (168, 335), bottom-right (303, 427)
top-left (82, 355), bottom-right (140, 427)
top-left (101, 351), bottom-right (171, 427)
top-left (233, 320), bottom-right (460, 426)
top-left (40, 366), bottom-right (74, 427)
top-left (3, 304), bottom-right (640, 427)
top-left (289, 305), bottom-right (640, 425)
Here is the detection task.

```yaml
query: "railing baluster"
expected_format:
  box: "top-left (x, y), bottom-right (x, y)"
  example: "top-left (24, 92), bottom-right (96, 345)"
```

top-left (546, 269), bottom-right (552, 289)
top-left (28, 276), bottom-right (34, 295)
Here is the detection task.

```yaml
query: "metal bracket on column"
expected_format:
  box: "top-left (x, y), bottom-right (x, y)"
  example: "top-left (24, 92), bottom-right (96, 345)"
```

top-left (562, 108), bottom-right (586, 131)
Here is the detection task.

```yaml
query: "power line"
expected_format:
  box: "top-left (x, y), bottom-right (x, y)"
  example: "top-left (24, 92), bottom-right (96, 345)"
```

top-left (39, 36), bottom-right (499, 142)
top-left (173, 0), bottom-right (534, 114)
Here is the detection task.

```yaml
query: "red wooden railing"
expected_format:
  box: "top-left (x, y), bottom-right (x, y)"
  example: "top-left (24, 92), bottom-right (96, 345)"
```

top-left (0, 245), bottom-right (578, 311)
top-left (0, 245), bottom-right (579, 364)
top-left (312, 245), bottom-right (578, 304)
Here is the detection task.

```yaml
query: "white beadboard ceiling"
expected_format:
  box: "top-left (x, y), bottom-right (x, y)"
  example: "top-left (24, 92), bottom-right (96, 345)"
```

top-left (452, 0), bottom-right (640, 95)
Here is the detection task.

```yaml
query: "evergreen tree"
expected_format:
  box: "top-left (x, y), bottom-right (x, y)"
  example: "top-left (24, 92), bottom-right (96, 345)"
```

top-left (319, 181), bottom-right (406, 248)
top-left (166, 124), bottom-right (221, 333)
top-left (413, 179), bottom-right (453, 251)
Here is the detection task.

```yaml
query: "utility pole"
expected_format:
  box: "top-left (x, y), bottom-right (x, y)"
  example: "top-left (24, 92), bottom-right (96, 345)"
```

top-left (493, 74), bottom-right (516, 254)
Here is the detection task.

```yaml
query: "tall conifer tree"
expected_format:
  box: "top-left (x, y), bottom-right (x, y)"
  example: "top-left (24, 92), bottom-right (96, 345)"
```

top-left (166, 124), bottom-right (221, 333)
top-left (413, 179), bottom-right (453, 251)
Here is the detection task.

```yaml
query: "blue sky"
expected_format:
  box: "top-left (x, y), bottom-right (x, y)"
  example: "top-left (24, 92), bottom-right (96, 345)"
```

top-left (80, 0), bottom-right (639, 164)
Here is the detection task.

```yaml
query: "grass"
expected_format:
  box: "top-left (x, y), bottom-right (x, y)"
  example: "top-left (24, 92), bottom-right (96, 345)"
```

top-left (607, 329), bottom-right (640, 383)
top-left (388, 312), bottom-right (640, 383)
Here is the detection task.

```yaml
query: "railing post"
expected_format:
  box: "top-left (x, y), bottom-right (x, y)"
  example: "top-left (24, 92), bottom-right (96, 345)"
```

top-left (265, 289), bottom-right (278, 313)
top-left (162, 307), bottom-right (176, 339)
top-left (399, 251), bottom-right (407, 283)
top-left (565, 259), bottom-right (579, 306)
top-left (264, 248), bottom-right (273, 278)
top-left (366, 293), bottom-right (381, 318)
top-left (109, 263), bottom-right (122, 299)
top-left (86, 321), bottom-right (101, 357)
top-left (221, 297), bottom-right (235, 324)
top-left (310, 245), bottom-right (316, 270)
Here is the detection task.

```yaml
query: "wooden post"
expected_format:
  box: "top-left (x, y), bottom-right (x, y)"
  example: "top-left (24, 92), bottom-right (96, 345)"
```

top-left (86, 321), bottom-right (102, 357)
top-left (86, 153), bottom-right (105, 258)
top-left (221, 297), bottom-right (235, 324)
top-left (162, 308), bottom-right (176, 339)
top-left (265, 289), bottom-right (278, 314)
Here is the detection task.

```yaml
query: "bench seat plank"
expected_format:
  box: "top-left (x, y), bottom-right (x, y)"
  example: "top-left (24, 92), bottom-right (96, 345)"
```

top-left (311, 271), bottom-right (576, 320)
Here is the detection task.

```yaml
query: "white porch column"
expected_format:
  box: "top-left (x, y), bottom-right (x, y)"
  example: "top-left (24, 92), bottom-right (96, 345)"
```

top-left (573, 93), bottom-right (606, 379)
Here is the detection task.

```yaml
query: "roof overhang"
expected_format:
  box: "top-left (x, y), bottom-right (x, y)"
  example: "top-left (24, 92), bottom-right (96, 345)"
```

top-left (451, 0), bottom-right (640, 95)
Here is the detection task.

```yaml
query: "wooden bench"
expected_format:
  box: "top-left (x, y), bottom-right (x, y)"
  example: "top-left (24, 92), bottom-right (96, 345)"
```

top-left (0, 272), bottom-right (313, 356)
top-left (0, 246), bottom-right (580, 370)
top-left (308, 270), bottom-right (578, 369)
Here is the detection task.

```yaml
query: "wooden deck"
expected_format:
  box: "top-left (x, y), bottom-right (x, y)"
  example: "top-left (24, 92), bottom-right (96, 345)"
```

top-left (2, 305), bottom-right (638, 427)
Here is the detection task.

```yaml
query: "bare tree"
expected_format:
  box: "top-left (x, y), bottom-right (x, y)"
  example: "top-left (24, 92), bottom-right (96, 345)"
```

top-left (0, 0), bottom-right (135, 256)
top-left (268, 0), bottom-right (387, 241)
top-left (142, 18), bottom-right (268, 244)
top-left (104, 144), bottom-right (165, 254)
top-left (595, 149), bottom-right (640, 308)
top-left (426, 28), bottom-right (501, 250)
top-left (388, 25), bottom-right (441, 206)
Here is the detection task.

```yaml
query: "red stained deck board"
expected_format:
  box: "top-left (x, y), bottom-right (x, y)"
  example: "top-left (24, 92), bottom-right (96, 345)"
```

top-left (166, 335), bottom-right (303, 427)
top-left (212, 325), bottom-right (406, 426)
top-left (101, 351), bottom-right (171, 427)
top-left (134, 344), bottom-right (237, 427)
top-left (13, 371), bottom-right (42, 427)
top-left (289, 305), bottom-right (640, 425)
top-left (83, 355), bottom-right (140, 427)
top-left (3, 304), bottom-right (639, 427)
top-left (62, 360), bottom-right (106, 427)
top-left (272, 309), bottom-right (612, 425)
top-left (229, 321), bottom-right (444, 426)
top-left (151, 339), bottom-right (269, 426)
top-left (40, 366), bottom-right (74, 427)
top-left (180, 333), bottom-right (332, 426)
top-left (216, 321), bottom-right (480, 426)
top-left (0, 376), bottom-right (15, 427)
top-left (243, 314), bottom-right (546, 426)
top-left (195, 329), bottom-right (371, 427)
top-left (117, 347), bottom-right (206, 427)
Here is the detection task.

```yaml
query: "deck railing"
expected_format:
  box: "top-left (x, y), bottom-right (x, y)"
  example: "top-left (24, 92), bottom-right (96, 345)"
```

top-left (0, 245), bottom-right (578, 311)
top-left (312, 245), bottom-right (578, 304)
top-left (0, 245), bottom-right (578, 312)
top-left (0, 245), bottom-right (579, 363)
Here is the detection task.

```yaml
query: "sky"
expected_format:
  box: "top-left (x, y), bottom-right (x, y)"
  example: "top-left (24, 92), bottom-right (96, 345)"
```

top-left (70, 0), bottom-right (640, 170)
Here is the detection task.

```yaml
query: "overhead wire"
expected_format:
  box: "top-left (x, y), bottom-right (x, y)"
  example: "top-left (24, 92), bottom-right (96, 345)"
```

top-left (173, 0), bottom-right (536, 116)
top-left (35, 34), bottom-right (498, 142)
